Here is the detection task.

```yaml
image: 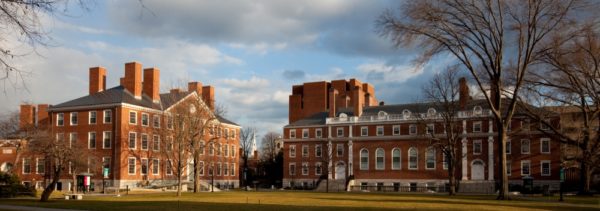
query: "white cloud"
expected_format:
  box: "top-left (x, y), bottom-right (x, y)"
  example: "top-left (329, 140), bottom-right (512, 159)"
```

top-left (228, 42), bottom-right (288, 55)
top-left (220, 76), bottom-right (269, 89)
top-left (357, 61), bottom-right (424, 83)
top-left (272, 90), bottom-right (290, 104)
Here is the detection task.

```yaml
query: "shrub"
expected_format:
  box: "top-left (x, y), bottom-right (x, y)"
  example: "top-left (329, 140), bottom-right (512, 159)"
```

top-left (0, 172), bottom-right (35, 198)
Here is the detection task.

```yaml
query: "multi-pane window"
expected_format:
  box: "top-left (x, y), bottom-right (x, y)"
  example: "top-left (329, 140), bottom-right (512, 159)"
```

top-left (302, 145), bottom-right (309, 157)
top-left (506, 140), bottom-right (511, 154)
top-left (216, 144), bottom-right (221, 156)
top-left (521, 139), bottom-right (530, 154)
top-left (88, 132), bottom-right (96, 149)
top-left (336, 144), bottom-right (343, 157)
top-left (153, 135), bottom-right (160, 151)
top-left (473, 140), bottom-right (482, 155)
top-left (541, 138), bottom-right (550, 153)
top-left (392, 148), bottom-right (401, 170)
top-left (442, 153), bottom-right (448, 170)
top-left (36, 158), bottom-right (45, 174)
top-left (209, 143), bottom-right (215, 155)
top-left (167, 136), bottom-right (173, 151)
top-left (521, 160), bottom-right (531, 176)
top-left (166, 160), bottom-right (173, 175)
top-left (128, 158), bottom-right (136, 175)
top-left (129, 111), bottom-right (137, 124)
top-left (522, 119), bottom-right (530, 131)
top-left (473, 121), bottom-right (482, 132)
top-left (70, 112), bottom-right (78, 125)
top-left (69, 133), bottom-right (77, 148)
top-left (507, 161), bottom-right (512, 176)
top-left (337, 127), bottom-right (344, 137)
top-left (361, 127), bottom-right (368, 136)
top-left (315, 129), bottom-right (322, 138)
top-left (141, 159), bottom-right (148, 175)
top-left (408, 147), bottom-right (418, 169)
top-left (375, 148), bottom-right (384, 170)
top-left (289, 145), bottom-right (296, 157)
top-left (57, 113), bottom-right (64, 126)
top-left (541, 161), bottom-right (551, 176)
top-left (290, 130), bottom-right (296, 139)
top-left (393, 125), bottom-right (400, 135)
top-left (231, 163), bottom-right (235, 176)
top-left (103, 110), bottom-right (112, 123)
top-left (153, 116), bottom-right (160, 128)
top-left (89, 111), bottom-right (97, 124)
top-left (360, 149), bottom-right (369, 170)
top-left (426, 124), bottom-right (434, 135)
top-left (224, 163), bottom-right (229, 176)
top-left (56, 133), bottom-right (64, 141)
top-left (302, 162), bottom-right (309, 175)
top-left (23, 158), bottom-right (31, 174)
top-left (102, 157), bottom-right (111, 172)
top-left (315, 144), bottom-right (322, 157)
top-left (217, 163), bottom-right (222, 176)
top-left (224, 144), bottom-right (229, 157)
top-left (302, 129), bottom-right (309, 139)
top-left (141, 134), bottom-right (148, 150)
top-left (152, 159), bottom-right (159, 175)
top-left (167, 116), bottom-right (173, 129)
top-left (426, 147), bottom-right (435, 169)
top-left (199, 161), bottom-right (204, 176)
top-left (141, 113), bottom-right (149, 126)
top-left (289, 163), bottom-right (296, 175)
top-left (409, 124), bottom-right (417, 135)
top-left (231, 145), bottom-right (236, 157)
top-left (377, 126), bottom-right (384, 136)
top-left (315, 162), bottom-right (322, 175)
top-left (128, 132), bottom-right (136, 149)
top-left (103, 131), bottom-right (111, 149)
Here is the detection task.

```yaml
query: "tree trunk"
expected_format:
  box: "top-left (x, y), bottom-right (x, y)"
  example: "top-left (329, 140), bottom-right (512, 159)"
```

top-left (448, 153), bottom-right (456, 196)
top-left (497, 125), bottom-right (509, 200)
top-left (72, 172), bottom-right (77, 194)
top-left (177, 174), bottom-right (182, 197)
top-left (578, 162), bottom-right (591, 195)
top-left (193, 159), bottom-right (200, 193)
top-left (40, 169), bottom-right (61, 202)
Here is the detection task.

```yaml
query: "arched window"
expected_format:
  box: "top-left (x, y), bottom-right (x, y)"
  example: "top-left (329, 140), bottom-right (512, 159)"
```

top-left (360, 149), bottom-right (369, 170)
top-left (408, 147), bottom-right (418, 169)
top-left (426, 147), bottom-right (436, 169)
top-left (377, 111), bottom-right (388, 119)
top-left (375, 148), bottom-right (385, 170)
top-left (392, 148), bottom-right (401, 170)
top-left (339, 113), bottom-right (348, 121)
top-left (473, 106), bottom-right (483, 115)
top-left (427, 108), bottom-right (437, 117)
top-left (402, 109), bottom-right (411, 119)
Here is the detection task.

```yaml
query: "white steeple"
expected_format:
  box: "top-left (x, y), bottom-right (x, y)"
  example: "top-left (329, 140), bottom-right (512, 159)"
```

top-left (251, 128), bottom-right (257, 157)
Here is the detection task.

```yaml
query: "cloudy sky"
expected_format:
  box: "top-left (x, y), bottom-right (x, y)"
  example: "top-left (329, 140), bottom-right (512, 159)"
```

top-left (0, 0), bottom-right (452, 140)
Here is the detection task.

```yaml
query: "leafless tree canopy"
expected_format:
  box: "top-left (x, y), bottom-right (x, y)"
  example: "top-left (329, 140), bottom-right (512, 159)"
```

top-left (261, 132), bottom-right (280, 162)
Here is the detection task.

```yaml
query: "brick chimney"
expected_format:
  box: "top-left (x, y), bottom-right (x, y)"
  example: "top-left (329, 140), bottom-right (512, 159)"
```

top-left (19, 104), bottom-right (35, 130)
top-left (328, 88), bottom-right (338, 118)
top-left (37, 104), bottom-right (49, 127)
top-left (89, 67), bottom-right (106, 95)
top-left (459, 77), bottom-right (470, 109)
top-left (188, 82), bottom-right (203, 95)
top-left (170, 88), bottom-right (183, 94)
top-left (143, 67), bottom-right (160, 103)
top-left (124, 62), bottom-right (142, 99)
top-left (202, 86), bottom-right (215, 111)
top-left (352, 87), bottom-right (363, 117)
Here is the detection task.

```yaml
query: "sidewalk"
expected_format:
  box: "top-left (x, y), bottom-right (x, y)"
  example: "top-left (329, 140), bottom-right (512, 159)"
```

top-left (0, 205), bottom-right (86, 211)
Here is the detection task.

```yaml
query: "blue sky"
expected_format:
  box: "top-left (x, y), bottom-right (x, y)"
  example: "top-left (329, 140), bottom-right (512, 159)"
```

top-left (0, 0), bottom-right (453, 140)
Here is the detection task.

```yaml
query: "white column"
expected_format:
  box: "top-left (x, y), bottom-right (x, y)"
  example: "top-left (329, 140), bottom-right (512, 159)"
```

top-left (328, 140), bottom-right (333, 179)
top-left (348, 140), bottom-right (353, 176)
top-left (488, 137), bottom-right (494, 180)
top-left (489, 120), bottom-right (493, 133)
top-left (462, 138), bottom-right (468, 180)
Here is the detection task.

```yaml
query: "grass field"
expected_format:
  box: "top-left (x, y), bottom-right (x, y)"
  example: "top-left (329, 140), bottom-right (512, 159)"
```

top-left (0, 191), bottom-right (598, 211)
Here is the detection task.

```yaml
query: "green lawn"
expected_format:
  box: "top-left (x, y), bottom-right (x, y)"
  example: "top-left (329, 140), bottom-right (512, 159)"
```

top-left (0, 191), bottom-right (598, 211)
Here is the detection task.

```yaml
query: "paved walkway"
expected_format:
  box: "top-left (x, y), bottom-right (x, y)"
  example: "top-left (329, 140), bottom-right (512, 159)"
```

top-left (0, 204), bottom-right (86, 211)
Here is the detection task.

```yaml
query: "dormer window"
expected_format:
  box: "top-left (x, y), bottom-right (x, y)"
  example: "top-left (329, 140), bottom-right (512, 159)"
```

top-left (473, 106), bottom-right (482, 115)
top-left (377, 111), bottom-right (388, 119)
top-left (339, 113), bottom-right (348, 120)
top-left (427, 108), bottom-right (436, 117)
top-left (402, 110), bottom-right (411, 119)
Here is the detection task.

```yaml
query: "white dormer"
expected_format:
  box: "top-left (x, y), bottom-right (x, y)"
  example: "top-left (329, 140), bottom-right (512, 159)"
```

top-left (377, 111), bottom-right (388, 119)
top-left (402, 109), bottom-right (411, 119)
top-left (339, 113), bottom-right (348, 121)
top-left (427, 108), bottom-right (437, 117)
top-left (473, 106), bottom-right (482, 115)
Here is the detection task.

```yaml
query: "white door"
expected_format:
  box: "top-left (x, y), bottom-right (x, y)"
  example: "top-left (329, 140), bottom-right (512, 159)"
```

top-left (335, 163), bottom-right (345, 180)
top-left (471, 161), bottom-right (485, 180)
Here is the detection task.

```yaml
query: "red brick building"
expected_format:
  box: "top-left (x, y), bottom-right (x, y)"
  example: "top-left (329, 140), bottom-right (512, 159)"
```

top-left (12, 62), bottom-right (240, 191)
top-left (282, 78), bottom-right (561, 192)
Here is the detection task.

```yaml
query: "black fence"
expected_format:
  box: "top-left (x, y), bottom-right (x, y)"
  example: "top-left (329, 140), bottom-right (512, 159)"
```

top-left (350, 184), bottom-right (449, 193)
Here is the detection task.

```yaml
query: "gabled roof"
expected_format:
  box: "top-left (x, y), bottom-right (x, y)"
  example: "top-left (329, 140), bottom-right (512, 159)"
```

top-left (51, 86), bottom-right (162, 110)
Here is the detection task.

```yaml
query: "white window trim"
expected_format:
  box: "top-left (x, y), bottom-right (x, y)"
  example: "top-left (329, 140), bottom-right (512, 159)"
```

top-left (103, 109), bottom-right (112, 124)
top-left (473, 121), bottom-right (482, 133)
top-left (302, 129), bottom-right (309, 139)
top-left (289, 163), bottom-right (296, 176)
top-left (507, 160), bottom-right (512, 176)
top-left (89, 111), bottom-right (97, 125)
top-left (22, 158), bottom-right (31, 174)
top-left (153, 135), bottom-right (160, 151)
top-left (315, 144), bottom-right (322, 157)
top-left (425, 147), bottom-right (436, 170)
top-left (141, 158), bottom-right (148, 175)
top-left (473, 140), bottom-right (482, 155)
top-left (302, 145), bottom-right (309, 157)
top-left (337, 127), bottom-right (344, 137)
top-left (199, 161), bottom-right (204, 176)
top-left (521, 139), bottom-right (530, 154)
top-left (166, 160), bottom-right (173, 175)
top-left (129, 111), bottom-right (137, 125)
top-left (409, 124), bottom-right (417, 135)
top-left (376, 126), bottom-right (384, 136)
top-left (315, 162), bottom-right (322, 175)
top-left (57, 113), bottom-right (64, 126)
top-left (36, 158), bottom-right (44, 174)
top-left (360, 148), bottom-right (369, 170)
top-left (521, 160), bottom-right (531, 176)
top-left (88, 132), bottom-right (96, 149)
top-left (541, 160), bottom-right (551, 176)
top-left (129, 132), bottom-right (137, 149)
top-left (393, 125), bottom-right (400, 136)
top-left (70, 112), bottom-right (78, 126)
top-left (128, 157), bottom-right (136, 175)
top-left (290, 130), bottom-right (296, 139)
top-left (506, 139), bottom-right (512, 154)
top-left (426, 124), bottom-right (435, 135)
top-left (289, 145), bottom-right (296, 158)
top-left (153, 116), bottom-right (160, 128)
top-left (540, 138), bottom-right (551, 154)
top-left (375, 148), bottom-right (385, 170)
top-left (301, 162), bottom-right (309, 175)
top-left (315, 128), bottom-right (322, 138)
top-left (231, 163), bottom-right (235, 176)
top-left (141, 134), bottom-right (149, 150)
top-left (152, 159), bottom-right (160, 175)
top-left (102, 131), bottom-right (111, 149)
top-left (408, 147), bottom-right (418, 170)
top-left (141, 113), bottom-right (149, 127)
top-left (336, 143), bottom-right (344, 157)
top-left (391, 148), bottom-right (401, 170)
top-left (361, 126), bottom-right (369, 137)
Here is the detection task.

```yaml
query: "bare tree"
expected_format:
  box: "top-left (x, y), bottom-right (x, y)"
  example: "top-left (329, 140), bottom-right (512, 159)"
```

top-left (421, 66), bottom-right (464, 195)
top-left (378, 0), bottom-right (588, 199)
top-left (0, 111), bottom-right (19, 138)
top-left (261, 132), bottom-right (280, 162)
top-left (523, 27), bottom-right (600, 194)
top-left (239, 126), bottom-right (254, 188)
